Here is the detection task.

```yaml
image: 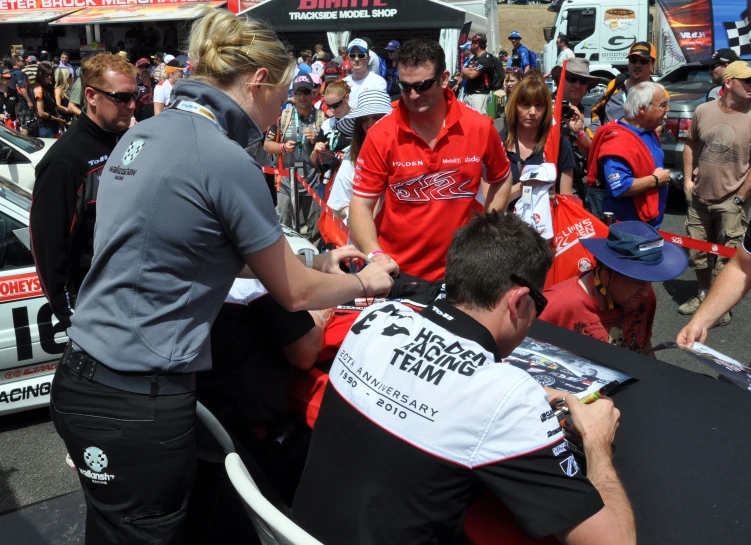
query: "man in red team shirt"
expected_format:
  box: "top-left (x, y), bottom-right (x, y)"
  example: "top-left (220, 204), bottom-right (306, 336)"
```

top-left (349, 39), bottom-right (512, 281)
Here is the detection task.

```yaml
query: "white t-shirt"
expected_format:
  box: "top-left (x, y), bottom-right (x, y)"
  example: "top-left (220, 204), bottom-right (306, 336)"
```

top-left (368, 50), bottom-right (381, 74)
top-left (555, 48), bottom-right (576, 67)
top-left (343, 72), bottom-right (387, 108)
top-left (327, 150), bottom-right (356, 216)
top-left (153, 79), bottom-right (174, 107)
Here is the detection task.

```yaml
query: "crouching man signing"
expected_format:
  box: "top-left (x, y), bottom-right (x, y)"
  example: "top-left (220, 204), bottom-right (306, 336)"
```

top-left (292, 212), bottom-right (635, 545)
top-left (541, 221), bottom-right (687, 354)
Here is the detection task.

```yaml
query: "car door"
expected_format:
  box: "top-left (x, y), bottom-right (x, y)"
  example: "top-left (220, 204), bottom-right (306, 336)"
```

top-left (0, 190), bottom-right (67, 414)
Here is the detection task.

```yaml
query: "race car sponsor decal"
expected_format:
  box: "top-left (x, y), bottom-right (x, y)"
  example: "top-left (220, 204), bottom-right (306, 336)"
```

top-left (0, 380), bottom-right (50, 404)
top-left (2, 362), bottom-right (57, 384)
top-left (0, 273), bottom-right (43, 303)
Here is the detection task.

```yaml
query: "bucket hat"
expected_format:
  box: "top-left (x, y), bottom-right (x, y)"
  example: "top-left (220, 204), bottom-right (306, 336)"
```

top-left (336, 89), bottom-right (393, 136)
top-left (551, 58), bottom-right (600, 91)
top-left (581, 221), bottom-right (687, 282)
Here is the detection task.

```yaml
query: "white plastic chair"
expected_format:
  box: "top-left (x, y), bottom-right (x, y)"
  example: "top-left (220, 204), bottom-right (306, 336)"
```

top-left (224, 452), bottom-right (324, 545)
top-left (196, 401), bottom-right (235, 457)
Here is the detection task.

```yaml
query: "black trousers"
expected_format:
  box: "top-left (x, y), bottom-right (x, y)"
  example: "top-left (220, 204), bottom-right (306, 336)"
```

top-left (50, 362), bottom-right (197, 545)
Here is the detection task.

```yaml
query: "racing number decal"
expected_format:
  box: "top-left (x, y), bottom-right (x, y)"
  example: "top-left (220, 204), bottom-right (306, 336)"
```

top-left (12, 302), bottom-right (66, 362)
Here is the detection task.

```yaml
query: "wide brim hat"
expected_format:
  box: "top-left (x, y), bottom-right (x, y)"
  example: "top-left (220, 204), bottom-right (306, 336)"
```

top-left (581, 221), bottom-right (687, 282)
top-left (337, 89), bottom-right (393, 136)
top-left (551, 58), bottom-right (600, 91)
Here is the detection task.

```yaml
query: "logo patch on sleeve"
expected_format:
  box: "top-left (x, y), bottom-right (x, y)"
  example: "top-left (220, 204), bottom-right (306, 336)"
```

top-left (607, 172), bottom-right (621, 182)
top-left (559, 454), bottom-right (580, 477)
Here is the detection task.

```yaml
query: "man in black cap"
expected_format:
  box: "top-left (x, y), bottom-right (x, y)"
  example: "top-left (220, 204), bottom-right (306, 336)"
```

top-left (542, 221), bottom-right (687, 354)
top-left (461, 33), bottom-right (494, 113)
top-left (384, 40), bottom-right (401, 99)
top-left (265, 73), bottom-right (326, 241)
top-left (701, 48), bottom-right (741, 101)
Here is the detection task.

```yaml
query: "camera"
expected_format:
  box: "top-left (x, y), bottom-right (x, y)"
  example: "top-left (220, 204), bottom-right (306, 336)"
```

top-left (561, 100), bottom-right (573, 120)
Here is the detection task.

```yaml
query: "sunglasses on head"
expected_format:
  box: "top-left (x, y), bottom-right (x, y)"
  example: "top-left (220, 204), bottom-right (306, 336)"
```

top-left (325, 96), bottom-right (346, 109)
top-left (91, 86), bottom-right (138, 104)
top-left (510, 274), bottom-right (547, 316)
top-left (294, 88), bottom-right (313, 95)
top-left (628, 56), bottom-right (651, 65)
top-left (348, 53), bottom-right (367, 60)
top-left (565, 74), bottom-right (590, 85)
top-left (397, 75), bottom-right (439, 93)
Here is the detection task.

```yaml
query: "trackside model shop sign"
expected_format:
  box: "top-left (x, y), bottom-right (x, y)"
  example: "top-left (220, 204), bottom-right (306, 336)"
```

top-left (243, 0), bottom-right (466, 32)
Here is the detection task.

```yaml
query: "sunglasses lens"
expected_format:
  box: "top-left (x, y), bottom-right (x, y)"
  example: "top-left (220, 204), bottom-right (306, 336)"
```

top-left (115, 93), bottom-right (137, 104)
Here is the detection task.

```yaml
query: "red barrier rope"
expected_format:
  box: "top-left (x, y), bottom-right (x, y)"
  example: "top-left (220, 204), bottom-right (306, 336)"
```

top-left (262, 166), bottom-right (736, 259)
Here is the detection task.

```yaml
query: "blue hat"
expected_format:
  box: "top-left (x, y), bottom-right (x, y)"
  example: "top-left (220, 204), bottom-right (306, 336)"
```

top-left (386, 40), bottom-right (400, 51)
top-left (508, 31), bottom-right (522, 40)
top-left (581, 221), bottom-right (687, 282)
top-left (460, 42), bottom-right (472, 50)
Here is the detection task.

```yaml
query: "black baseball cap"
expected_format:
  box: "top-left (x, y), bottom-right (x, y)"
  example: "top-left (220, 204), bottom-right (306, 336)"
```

top-left (700, 48), bottom-right (741, 65)
top-left (471, 33), bottom-right (487, 47)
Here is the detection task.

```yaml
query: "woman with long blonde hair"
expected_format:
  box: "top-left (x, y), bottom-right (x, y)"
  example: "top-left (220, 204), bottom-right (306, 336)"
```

top-left (501, 73), bottom-right (574, 203)
top-left (48, 10), bottom-right (396, 544)
top-left (54, 66), bottom-right (72, 119)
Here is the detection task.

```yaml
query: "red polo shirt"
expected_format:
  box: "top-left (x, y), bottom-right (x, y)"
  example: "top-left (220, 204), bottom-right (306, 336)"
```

top-left (352, 89), bottom-right (510, 281)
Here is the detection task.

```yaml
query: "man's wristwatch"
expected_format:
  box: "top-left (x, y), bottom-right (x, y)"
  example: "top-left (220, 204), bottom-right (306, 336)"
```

top-left (734, 196), bottom-right (744, 206)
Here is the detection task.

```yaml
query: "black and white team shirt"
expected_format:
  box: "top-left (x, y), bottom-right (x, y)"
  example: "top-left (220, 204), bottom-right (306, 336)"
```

top-left (292, 300), bottom-right (604, 545)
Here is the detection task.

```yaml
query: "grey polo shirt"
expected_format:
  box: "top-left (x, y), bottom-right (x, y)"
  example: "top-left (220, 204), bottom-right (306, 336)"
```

top-left (68, 80), bottom-right (283, 373)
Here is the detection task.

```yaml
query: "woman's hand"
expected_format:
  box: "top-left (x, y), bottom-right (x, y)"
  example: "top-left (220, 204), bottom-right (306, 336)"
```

top-left (314, 142), bottom-right (326, 153)
top-left (312, 245), bottom-right (366, 274)
top-left (356, 261), bottom-right (398, 298)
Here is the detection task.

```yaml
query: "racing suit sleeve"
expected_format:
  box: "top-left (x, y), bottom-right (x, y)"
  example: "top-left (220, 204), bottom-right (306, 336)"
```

top-left (30, 158), bottom-right (80, 328)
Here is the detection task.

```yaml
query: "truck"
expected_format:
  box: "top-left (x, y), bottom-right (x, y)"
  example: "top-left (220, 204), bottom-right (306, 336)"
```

top-left (542, 0), bottom-right (750, 83)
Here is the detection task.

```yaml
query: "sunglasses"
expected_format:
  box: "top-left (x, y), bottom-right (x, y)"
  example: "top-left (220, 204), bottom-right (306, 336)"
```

top-left (709, 62), bottom-right (727, 71)
top-left (628, 57), bottom-right (651, 65)
top-left (294, 88), bottom-right (313, 96)
top-left (565, 75), bottom-right (590, 85)
top-left (397, 75), bottom-right (439, 93)
top-left (325, 96), bottom-right (346, 109)
top-left (91, 86), bottom-right (138, 104)
top-left (348, 53), bottom-right (367, 60)
top-left (510, 274), bottom-right (547, 316)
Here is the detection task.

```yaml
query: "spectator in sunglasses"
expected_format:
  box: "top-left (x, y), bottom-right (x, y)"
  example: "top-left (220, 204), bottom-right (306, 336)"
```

top-left (311, 79), bottom-right (352, 167)
top-left (342, 38), bottom-right (387, 108)
top-left (551, 58), bottom-right (600, 199)
top-left (347, 39), bottom-right (512, 281)
top-left (153, 58), bottom-right (185, 114)
top-left (700, 48), bottom-right (740, 101)
top-left (461, 33), bottom-right (494, 114)
top-left (31, 52), bottom-right (137, 329)
top-left (265, 73), bottom-right (327, 243)
top-left (589, 42), bottom-right (657, 215)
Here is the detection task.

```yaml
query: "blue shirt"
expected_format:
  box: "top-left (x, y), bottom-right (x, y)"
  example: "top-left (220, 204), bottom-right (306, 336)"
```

top-left (508, 45), bottom-right (530, 69)
top-left (600, 119), bottom-right (667, 228)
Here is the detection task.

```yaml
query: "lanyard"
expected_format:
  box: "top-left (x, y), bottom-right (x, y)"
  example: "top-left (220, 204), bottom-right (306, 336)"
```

top-left (294, 110), bottom-right (317, 151)
top-left (170, 100), bottom-right (225, 135)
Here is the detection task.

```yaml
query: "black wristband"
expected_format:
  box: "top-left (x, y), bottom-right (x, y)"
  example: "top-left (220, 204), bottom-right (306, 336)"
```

top-left (652, 174), bottom-right (659, 187)
top-left (353, 273), bottom-right (371, 305)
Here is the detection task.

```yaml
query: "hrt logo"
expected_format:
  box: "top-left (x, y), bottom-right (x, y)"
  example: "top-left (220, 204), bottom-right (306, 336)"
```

top-left (680, 32), bottom-right (706, 39)
top-left (390, 171), bottom-right (475, 202)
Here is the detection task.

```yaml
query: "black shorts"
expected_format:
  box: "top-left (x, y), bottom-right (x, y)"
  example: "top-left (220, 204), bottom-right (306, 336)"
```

top-left (17, 107), bottom-right (33, 128)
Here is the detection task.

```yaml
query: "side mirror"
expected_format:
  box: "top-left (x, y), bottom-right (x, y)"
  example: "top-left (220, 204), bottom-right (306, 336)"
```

top-left (0, 146), bottom-right (12, 163)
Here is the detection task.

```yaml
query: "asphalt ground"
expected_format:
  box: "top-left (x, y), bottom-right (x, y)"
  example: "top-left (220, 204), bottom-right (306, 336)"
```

top-left (0, 195), bottom-right (747, 529)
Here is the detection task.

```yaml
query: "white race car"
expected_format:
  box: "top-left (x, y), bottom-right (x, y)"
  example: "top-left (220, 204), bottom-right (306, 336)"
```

top-left (0, 175), bottom-right (67, 415)
top-left (0, 124), bottom-right (56, 192)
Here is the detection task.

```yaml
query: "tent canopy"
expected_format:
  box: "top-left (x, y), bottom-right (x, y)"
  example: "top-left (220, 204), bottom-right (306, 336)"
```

top-left (238, 0), bottom-right (467, 32)
top-left (0, 8), bottom-right (81, 24)
top-left (50, 1), bottom-right (226, 25)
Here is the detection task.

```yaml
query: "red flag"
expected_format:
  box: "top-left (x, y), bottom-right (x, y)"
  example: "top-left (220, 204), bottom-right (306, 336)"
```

top-left (543, 59), bottom-right (567, 167)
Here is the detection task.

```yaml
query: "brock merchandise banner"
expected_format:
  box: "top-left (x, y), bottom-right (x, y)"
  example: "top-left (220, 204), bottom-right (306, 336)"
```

top-left (242, 0), bottom-right (466, 32)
